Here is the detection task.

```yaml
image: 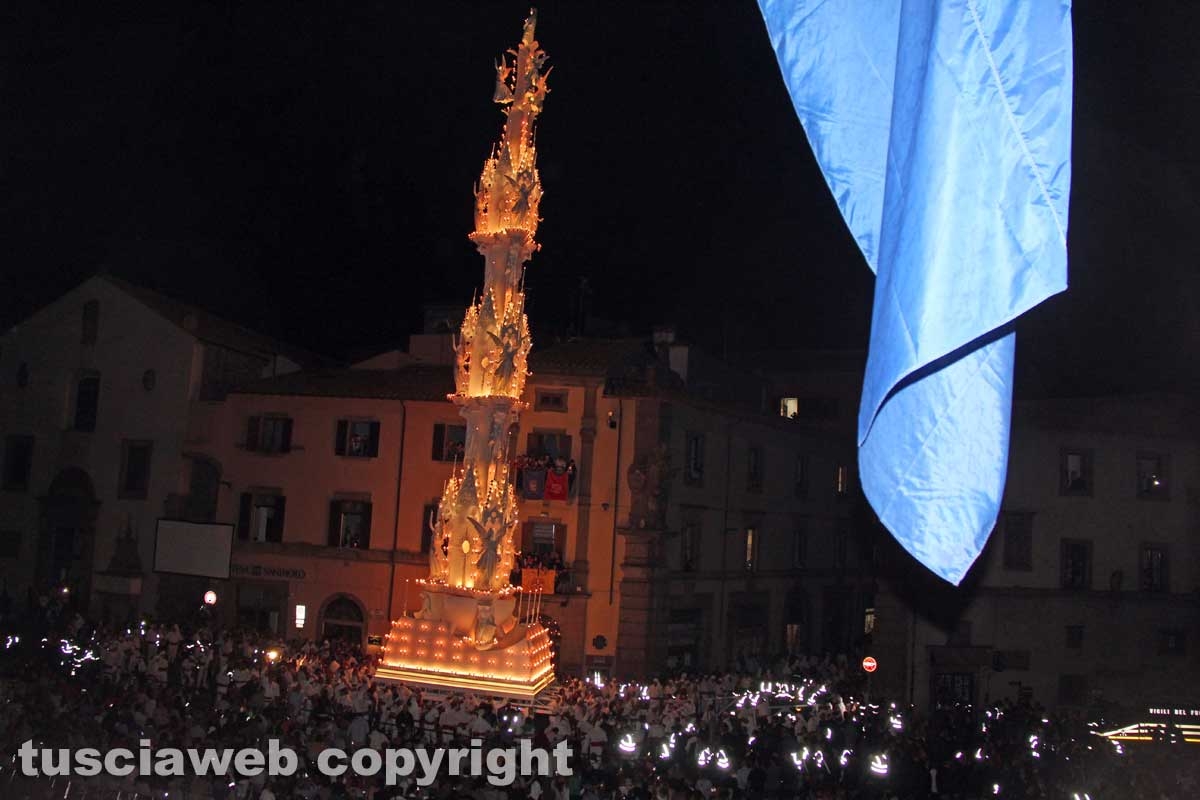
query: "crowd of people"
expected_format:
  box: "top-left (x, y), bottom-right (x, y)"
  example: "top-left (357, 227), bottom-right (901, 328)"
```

top-left (0, 595), bottom-right (1195, 799)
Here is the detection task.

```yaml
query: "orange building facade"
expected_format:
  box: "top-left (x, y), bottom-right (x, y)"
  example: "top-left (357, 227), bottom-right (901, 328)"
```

top-left (177, 335), bottom-right (641, 677)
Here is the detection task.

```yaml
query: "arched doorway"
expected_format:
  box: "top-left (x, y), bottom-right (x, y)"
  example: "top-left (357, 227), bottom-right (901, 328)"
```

top-left (320, 594), bottom-right (365, 645)
top-left (38, 467), bottom-right (99, 609)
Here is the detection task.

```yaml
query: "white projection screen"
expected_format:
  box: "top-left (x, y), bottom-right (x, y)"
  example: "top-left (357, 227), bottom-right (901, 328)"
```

top-left (153, 519), bottom-right (234, 579)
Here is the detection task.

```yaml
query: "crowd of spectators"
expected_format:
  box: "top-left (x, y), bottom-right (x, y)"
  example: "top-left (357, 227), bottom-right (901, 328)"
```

top-left (0, 594), bottom-right (1195, 799)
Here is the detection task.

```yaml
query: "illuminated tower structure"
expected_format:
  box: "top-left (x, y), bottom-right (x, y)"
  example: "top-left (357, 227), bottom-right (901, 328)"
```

top-left (376, 11), bottom-right (554, 699)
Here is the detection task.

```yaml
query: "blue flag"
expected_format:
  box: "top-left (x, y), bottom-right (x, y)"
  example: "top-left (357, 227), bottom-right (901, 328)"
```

top-left (758, 0), bottom-right (1072, 584)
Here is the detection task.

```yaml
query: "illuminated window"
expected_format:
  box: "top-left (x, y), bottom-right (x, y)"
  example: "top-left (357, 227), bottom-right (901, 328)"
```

top-left (1136, 453), bottom-right (1169, 500)
top-left (1059, 448), bottom-right (1093, 496)
top-left (237, 492), bottom-right (285, 543)
top-left (328, 500), bottom-right (372, 549)
top-left (432, 423), bottom-right (466, 462)
top-left (526, 431), bottom-right (572, 461)
top-left (864, 607), bottom-right (876, 636)
top-left (743, 527), bottom-right (757, 571)
top-left (780, 397), bottom-right (798, 418)
top-left (835, 465), bottom-right (849, 496)
top-left (295, 604), bottom-right (307, 629)
top-left (336, 420), bottom-right (380, 458)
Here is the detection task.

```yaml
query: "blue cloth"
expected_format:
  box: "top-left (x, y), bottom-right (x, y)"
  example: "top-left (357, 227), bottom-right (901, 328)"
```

top-left (758, 0), bottom-right (1072, 583)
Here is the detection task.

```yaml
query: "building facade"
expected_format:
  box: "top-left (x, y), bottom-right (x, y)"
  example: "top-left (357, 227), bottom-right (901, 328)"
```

top-left (872, 394), bottom-right (1200, 711)
top-left (0, 275), bottom-right (321, 622)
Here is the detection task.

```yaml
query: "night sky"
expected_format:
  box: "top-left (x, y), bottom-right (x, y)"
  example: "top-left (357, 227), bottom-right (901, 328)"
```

top-left (2, 1), bottom-right (1197, 395)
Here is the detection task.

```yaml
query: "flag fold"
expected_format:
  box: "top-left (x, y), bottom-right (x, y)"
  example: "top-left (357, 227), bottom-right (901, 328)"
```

top-left (758, 0), bottom-right (1073, 583)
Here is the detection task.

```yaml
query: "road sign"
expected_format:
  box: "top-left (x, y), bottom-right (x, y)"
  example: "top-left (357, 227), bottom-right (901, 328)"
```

top-left (862, 656), bottom-right (878, 673)
top-left (203, 590), bottom-right (217, 606)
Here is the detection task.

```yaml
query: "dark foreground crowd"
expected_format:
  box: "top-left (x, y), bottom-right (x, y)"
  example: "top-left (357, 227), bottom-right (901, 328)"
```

top-left (0, 597), bottom-right (1196, 800)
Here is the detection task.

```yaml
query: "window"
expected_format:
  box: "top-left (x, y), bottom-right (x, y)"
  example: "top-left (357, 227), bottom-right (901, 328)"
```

top-left (864, 607), bottom-right (876, 636)
top-left (1002, 512), bottom-right (1034, 571)
top-left (1059, 448), bottom-right (1093, 496)
top-left (73, 374), bottom-right (100, 432)
top-left (16, 362), bottom-right (28, 388)
top-left (1060, 538), bottom-right (1093, 590)
top-left (245, 416), bottom-right (293, 454)
top-left (1159, 629), bottom-right (1187, 657)
top-left (794, 454), bottom-right (808, 498)
top-left (294, 605), bottom-right (307, 629)
top-left (835, 465), bottom-right (849, 496)
top-left (0, 530), bottom-right (20, 558)
top-left (743, 527), bottom-right (757, 571)
top-left (82, 300), bottom-right (99, 345)
top-left (685, 432), bottom-right (705, 484)
top-left (526, 431), bottom-right (573, 461)
top-left (747, 447), bottom-right (763, 492)
top-left (1140, 543), bottom-right (1169, 592)
top-left (2, 435), bottom-right (34, 491)
top-left (237, 493), bottom-right (286, 543)
top-left (1136, 453), bottom-right (1169, 499)
top-left (534, 390), bottom-right (568, 412)
top-left (327, 499), bottom-right (372, 549)
top-left (780, 397), bottom-right (838, 421)
top-left (680, 521), bottom-right (698, 572)
top-left (793, 523), bottom-right (808, 568)
top-left (1065, 625), bottom-right (1084, 650)
top-left (421, 503), bottom-right (439, 553)
top-left (432, 423), bottom-right (467, 462)
top-left (521, 521), bottom-right (566, 558)
top-left (335, 420), bottom-right (380, 458)
top-left (118, 440), bottom-right (153, 499)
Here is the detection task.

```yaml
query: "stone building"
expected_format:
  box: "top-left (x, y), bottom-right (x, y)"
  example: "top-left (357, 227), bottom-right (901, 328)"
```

top-left (871, 394), bottom-right (1200, 710)
top-left (0, 274), bottom-right (326, 621)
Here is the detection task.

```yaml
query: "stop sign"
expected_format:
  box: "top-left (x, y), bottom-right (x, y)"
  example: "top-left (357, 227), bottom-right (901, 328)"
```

top-left (862, 656), bottom-right (878, 673)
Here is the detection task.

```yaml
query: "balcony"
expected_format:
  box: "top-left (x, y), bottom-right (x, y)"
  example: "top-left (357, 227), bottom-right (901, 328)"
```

top-left (512, 454), bottom-right (577, 501)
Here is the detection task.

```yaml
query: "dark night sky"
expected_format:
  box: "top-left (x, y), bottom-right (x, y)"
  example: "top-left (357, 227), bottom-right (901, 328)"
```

top-left (2, 1), bottom-right (1198, 395)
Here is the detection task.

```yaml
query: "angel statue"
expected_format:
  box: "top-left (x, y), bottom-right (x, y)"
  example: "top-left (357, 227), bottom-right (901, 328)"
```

top-left (469, 504), bottom-right (506, 588)
top-left (487, 321), bottom-right (523, 392)
top-left (493, 57), bottom-right (514, 104)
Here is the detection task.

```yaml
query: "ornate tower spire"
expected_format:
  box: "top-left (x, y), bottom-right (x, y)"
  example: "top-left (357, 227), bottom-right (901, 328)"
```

top-left (379, 11), bottom-right (556, 697)
top-left (431, 9), bottom-right (549, 595)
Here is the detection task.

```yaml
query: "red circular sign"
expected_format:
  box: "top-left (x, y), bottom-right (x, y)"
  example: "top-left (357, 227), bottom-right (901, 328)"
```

top-left (862, 656), bottom-right (878, 673)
